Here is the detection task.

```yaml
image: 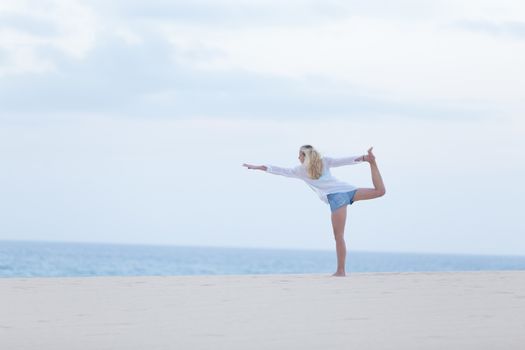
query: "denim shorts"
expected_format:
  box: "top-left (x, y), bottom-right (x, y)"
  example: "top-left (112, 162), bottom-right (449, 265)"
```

top-left (327, 190), bottom-right (358, 213)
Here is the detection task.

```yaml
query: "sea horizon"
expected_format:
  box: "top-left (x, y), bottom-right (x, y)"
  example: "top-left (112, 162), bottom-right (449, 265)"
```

top-left (2, 239), bottom-right (525, 278)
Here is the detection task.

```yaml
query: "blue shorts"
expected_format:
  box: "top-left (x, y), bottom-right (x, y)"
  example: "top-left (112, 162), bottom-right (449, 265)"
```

top-left (327, 190), bottom-right (358, 213)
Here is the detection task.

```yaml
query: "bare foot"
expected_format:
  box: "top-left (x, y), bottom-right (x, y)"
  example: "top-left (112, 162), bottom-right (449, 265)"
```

top-left (364, 147), bottom-right (376, 163)
top-left (332, 271), bottom-right (346, 277)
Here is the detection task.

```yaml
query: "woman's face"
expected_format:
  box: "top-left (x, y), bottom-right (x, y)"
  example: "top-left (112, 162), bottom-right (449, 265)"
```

top-left (298, 151), bottom-right (305, 164)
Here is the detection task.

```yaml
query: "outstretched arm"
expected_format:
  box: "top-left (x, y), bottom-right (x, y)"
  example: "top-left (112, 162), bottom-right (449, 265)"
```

top-left (324, 155), bottom-right (365, 168)
top-left (324, 147), bottom-right (374, 168)
top-left (242, 163), bottom-right (301, 178)
top-left (242, 163), bottom-right (267, 171)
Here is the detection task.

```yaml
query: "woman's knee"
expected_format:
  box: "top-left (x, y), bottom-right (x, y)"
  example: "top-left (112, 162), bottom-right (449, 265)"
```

top-left (333, 233), bottom-right (345, 242)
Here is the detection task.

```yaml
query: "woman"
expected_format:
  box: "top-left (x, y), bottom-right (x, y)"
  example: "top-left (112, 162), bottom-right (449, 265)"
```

top-left (242, 145), bottom-right (386, 277)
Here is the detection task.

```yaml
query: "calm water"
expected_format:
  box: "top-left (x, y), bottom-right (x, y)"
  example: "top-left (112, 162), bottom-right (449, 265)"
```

top-left (1, 240), bottom-right (525, 278)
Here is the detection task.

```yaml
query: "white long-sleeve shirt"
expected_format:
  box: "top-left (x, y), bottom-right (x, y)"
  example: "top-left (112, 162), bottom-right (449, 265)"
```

top-left (265, 156), bottom-right (363, 204)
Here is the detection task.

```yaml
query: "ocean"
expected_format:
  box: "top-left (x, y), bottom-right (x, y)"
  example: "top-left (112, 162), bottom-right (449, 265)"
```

top-left (1, 240), bottom-right (525, 278)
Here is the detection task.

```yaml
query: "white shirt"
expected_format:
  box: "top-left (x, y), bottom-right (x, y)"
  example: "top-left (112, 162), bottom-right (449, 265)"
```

top-left (265, 156), bottom-right (363, 204)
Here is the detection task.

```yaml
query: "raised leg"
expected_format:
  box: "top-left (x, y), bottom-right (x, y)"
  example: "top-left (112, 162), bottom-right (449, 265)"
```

top-left (353, 147), bottom-right (386, 202)
top-left (331, 205), bottom-right (347, 277)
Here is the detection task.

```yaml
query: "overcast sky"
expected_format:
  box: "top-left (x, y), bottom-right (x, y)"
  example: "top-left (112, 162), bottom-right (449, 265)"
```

top-left (1, 0), bottom-right (524, 255)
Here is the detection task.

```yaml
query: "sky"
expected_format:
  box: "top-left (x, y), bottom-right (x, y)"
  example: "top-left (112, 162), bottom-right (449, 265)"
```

top-left (0, 0), bottom-right (524, 255)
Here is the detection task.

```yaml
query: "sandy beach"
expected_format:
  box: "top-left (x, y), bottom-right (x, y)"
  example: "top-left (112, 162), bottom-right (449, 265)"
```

top-left (1, 271), bottom-right (524, 349)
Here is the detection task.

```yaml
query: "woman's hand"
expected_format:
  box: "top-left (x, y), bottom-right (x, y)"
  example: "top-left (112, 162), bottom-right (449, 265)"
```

top-left (242, 163), bottom-right (267, 171)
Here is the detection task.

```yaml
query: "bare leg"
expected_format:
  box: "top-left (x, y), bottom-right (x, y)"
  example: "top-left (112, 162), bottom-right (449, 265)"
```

top-left (353, 147), bottom-right (386, 202)
top-left (331, 205), bottom-right (347, 277)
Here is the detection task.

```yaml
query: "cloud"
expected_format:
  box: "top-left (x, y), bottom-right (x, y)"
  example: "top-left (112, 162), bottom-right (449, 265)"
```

top-left (0, 13), bottom-right (59, 37)
top-left (89, 0), bottom-right (353, 26)
top-left (160, 16), bottom-right (525, 105)
top-left (0, 0), bottom-right (98, 76)
top-left (453, 19), bottom-right (525, 39)
top-left (0, 0), bottom-right (523, 121)
top-left (87, 0), bottom-right (458, 26)
top-left (0, 32), bottom-right (492, 121)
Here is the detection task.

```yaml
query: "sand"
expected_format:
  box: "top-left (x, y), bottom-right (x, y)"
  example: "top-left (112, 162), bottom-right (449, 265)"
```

top-left (1, 271), bottom-right (525, 349)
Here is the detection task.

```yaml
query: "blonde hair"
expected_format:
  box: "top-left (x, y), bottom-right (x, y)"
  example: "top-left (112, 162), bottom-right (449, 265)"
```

top-left (300, 145), bottom-right (323, 180)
